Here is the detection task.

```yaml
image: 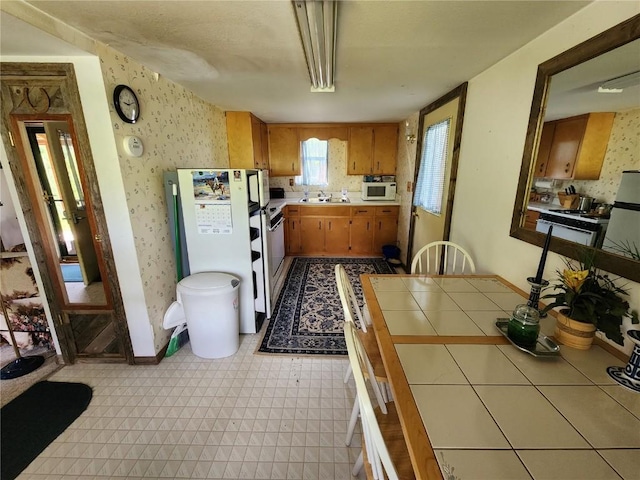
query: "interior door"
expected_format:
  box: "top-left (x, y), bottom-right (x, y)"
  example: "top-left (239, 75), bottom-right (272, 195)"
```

top-left (44, 121), bottom-right (100, 284)
top-left (409, 86), bottom-right (466, 268)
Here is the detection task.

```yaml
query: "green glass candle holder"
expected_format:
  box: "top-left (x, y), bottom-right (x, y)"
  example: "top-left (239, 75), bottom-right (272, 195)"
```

top-left (507, 304), bottom-right (540, 349)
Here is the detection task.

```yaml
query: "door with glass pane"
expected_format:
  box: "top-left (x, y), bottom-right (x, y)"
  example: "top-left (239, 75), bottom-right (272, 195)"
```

top-left (410, 96), bottom-right (461, 266)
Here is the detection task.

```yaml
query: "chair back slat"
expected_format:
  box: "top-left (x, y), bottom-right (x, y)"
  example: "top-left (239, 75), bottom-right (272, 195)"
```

top-left (411, 241), bottom-right (476, 275)
top-left (344, 322), bottom-right (399, 480)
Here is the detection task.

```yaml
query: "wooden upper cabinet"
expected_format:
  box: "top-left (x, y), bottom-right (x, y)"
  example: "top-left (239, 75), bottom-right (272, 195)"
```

top-left (226, 112), bottom-right (268, 170)
top-left (533, 122), bottom-right (556, 178)
top-left (268, 126), bottom-right (301, 176)
top-left (372, 125), bottom-right (399, 175)
top-left (347, 127), bottom-right (374, 175)
top-left (536, 113), bottom-right (614, 180)
top-left (347, 124), bottom-right (398, 175)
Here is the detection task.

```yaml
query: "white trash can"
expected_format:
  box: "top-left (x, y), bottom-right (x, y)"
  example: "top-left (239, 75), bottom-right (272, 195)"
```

top-left (177, 272), bottom-right (240, 359)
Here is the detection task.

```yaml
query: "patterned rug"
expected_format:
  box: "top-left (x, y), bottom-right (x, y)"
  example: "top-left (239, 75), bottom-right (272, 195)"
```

top-left (257, 257), bottom-right (395, 356)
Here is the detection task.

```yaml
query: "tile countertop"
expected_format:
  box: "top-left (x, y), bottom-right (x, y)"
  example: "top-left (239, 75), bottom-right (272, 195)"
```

top-left (366, 275), bottom-right (640, 480)
top-left (269, 193), bottom-right (401, 208)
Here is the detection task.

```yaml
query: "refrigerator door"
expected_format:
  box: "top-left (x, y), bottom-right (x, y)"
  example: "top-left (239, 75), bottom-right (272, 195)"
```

top-left (602, 207), bottom-right (640, 258)
top-left (614, 171), bottom-right (640, 204)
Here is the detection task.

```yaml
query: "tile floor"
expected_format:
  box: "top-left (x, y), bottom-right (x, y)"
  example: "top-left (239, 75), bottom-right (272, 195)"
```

top-left (17, 334), bottom-right (365, 480)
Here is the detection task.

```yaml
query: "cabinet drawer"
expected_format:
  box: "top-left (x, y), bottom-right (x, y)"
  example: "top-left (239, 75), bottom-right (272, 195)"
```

top-left (286, 206), bottom-right (301, 216)
top-left (374, 206), bottom-right (399, 217)
top-left (351, 206), bottom-right (374, 217)
top-left (300, 205), bottom-right (350, 216)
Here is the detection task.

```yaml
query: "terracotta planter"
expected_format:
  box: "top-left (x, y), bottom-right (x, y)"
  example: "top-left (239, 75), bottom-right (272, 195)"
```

top-left (554, 310), bottom-right (596, 350)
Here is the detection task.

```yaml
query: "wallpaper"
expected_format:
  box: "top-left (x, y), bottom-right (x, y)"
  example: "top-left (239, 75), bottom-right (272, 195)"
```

top-left (396, 115), bottom-right (419, 266)
top-left (97, 44), bottom-right (229, 353)
top-left (551, 109), bottom-right (640, 205)
top-left (269, 139), bottom-right (363, 195)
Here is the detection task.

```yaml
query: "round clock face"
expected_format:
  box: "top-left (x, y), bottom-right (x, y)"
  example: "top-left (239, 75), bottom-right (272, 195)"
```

top-left (113, 85), bottom-right (140, 124)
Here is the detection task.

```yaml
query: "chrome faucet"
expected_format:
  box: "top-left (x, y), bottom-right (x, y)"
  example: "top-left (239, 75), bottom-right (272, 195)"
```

top-left (319, 190), bottom-right (325, 197)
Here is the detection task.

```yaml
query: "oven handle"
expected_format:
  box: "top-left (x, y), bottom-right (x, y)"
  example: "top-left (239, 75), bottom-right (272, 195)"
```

top-left (537, 219), bottom-right (593, 234)
top-left (269, 217), bottom-right (285, 232)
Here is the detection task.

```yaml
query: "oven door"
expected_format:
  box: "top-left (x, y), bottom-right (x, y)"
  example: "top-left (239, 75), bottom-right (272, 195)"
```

top-left (536, 219), bottom-right (597, 246)
top-left (268, 213), bottom-right (285, 286)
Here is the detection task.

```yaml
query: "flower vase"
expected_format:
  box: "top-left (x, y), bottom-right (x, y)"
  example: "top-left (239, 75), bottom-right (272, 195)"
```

top-left (555, 310), bottom-right (596, 350)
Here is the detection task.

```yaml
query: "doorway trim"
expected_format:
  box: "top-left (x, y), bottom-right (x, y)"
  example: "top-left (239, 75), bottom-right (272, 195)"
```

top-left (406, 83), bottom-right (468, 267)
top-left (0, 62), bottom-right (134, 364)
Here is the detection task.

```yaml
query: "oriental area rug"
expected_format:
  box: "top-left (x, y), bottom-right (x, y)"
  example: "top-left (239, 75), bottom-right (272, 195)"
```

top-left (257, 257), bottom-right (395, 356)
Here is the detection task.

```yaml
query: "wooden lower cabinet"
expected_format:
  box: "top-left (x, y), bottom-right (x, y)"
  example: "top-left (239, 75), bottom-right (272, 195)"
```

top-left (524, 210), bottom-right (540, 231)
top-left (285, 204), bottom-right (398, 256)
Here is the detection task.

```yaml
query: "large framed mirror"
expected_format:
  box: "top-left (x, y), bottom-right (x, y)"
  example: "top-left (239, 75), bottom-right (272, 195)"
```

top-left (511, 15), bottom-right (640, 283)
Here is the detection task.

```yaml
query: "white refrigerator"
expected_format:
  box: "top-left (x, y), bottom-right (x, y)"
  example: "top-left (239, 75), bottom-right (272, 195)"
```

top-left (174, 168), bottom-right (270, 334)
top-left (602, 170), bottom-right (640, 259)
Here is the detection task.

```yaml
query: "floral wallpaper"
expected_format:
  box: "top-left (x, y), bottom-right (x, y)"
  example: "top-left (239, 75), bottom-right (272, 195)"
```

top-left (97, 44), bottom-right (229, 353)
top-left (396, 115), bottom-right (419, 266)
top-left (549, 109), bottom-right (639, 204)
top-left (269, 139), bottom-right (363, 195)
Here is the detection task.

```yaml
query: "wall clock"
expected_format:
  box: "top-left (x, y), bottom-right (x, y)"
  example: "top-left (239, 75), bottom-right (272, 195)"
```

top-left (113, 84), bottom-right (140, 124)
top-left (123, 135), bottom-right (144, 157)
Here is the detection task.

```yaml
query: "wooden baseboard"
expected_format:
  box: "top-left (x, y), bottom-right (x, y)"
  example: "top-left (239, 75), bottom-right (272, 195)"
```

top-left (134, 342), bottom-right (169, 365)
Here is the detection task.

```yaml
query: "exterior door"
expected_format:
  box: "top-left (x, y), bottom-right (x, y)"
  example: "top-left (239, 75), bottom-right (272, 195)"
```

top-left (44, 121), bottom-right (100, 284)
top-left (408, 84), bottom-right (467, 268)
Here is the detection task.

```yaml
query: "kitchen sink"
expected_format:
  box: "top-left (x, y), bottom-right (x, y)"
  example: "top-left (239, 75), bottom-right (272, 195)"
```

top-left (299, 196), bottom-right (333, 203)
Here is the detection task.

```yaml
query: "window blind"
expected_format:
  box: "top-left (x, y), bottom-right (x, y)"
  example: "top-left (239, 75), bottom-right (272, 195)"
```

top-left (413, 119), bottom-right (451, 215)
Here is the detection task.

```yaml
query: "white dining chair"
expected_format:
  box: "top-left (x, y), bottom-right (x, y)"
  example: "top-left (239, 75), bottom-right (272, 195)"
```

top-left (344, 321), bottom-right (414, 480)
top-left (335, 264), bottom-right (390, 447)
top-left (410, 240), bottom-right (476, 275)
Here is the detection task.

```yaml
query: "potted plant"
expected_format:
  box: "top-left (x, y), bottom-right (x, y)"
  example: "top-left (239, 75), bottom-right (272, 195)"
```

top-left (542, 251), bottom-right (638, 350)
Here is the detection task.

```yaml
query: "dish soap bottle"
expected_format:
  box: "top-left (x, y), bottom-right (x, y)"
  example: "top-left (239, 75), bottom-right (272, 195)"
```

top-left (507, 304), bottom-right (540, 349)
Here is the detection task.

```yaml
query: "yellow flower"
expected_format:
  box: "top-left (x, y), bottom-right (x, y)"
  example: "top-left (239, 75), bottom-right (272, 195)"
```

top-left (563, 269), bottom-right (589, 291)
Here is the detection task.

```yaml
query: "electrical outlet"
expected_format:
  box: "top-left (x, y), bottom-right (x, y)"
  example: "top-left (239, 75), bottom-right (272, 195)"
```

top-left (289, 178), bottom-right (294, 186)
top-left (407, 181), bottom-right (412, 192)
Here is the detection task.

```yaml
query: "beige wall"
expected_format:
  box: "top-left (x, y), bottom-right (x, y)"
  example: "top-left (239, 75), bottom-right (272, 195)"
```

top-left (451, 3), bottom-right (640, 354)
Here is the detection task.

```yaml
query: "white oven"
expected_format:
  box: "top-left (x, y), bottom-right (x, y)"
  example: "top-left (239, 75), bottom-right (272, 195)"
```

top-left (535, 210), bottom-right (609, 247)
top-left (268, 210), bottom-right (285, 284)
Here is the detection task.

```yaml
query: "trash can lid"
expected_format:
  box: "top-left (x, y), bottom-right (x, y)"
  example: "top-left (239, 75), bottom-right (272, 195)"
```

top-left (178, 272), bottom-right (240, 296)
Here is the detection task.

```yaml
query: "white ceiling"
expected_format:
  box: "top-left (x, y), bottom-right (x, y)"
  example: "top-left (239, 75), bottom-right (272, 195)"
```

top-left (2, 1), bottom-right (595, 123)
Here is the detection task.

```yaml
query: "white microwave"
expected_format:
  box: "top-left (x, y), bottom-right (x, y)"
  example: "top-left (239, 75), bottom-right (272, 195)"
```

top-left (361, 181), bottom-right (397, 201)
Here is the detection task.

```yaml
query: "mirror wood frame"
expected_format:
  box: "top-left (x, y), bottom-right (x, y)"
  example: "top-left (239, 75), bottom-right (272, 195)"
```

top-left (510, 14), bottom-right (640, 283)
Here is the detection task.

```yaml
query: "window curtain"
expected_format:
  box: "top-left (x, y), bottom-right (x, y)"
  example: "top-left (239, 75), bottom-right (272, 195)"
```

top-left (296, 138), bottom-right (328, 186)
top-left (413, 119), bottom-right (451, 215)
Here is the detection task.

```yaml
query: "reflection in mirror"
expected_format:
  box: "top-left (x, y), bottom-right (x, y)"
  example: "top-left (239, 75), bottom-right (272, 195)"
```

top-left (21, 119), bottom-right (107, 306)
top-left (512, 16), bottom-right (640, 282)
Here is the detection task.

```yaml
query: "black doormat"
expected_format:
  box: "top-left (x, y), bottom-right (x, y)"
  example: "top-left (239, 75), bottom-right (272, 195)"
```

top-left (1, 381), bottom-right (93, 480)
top-left (257, 257), bottom-right (395, 356)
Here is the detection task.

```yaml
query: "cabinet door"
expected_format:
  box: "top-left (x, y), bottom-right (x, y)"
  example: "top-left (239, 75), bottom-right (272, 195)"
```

top-left (259, 121), bottom-right (270, 170)
top-left (373, 216), bottom-right (398, 254)
top-left (251, 115), bottom-right (264, 169)
top-left (226, 112), bottom-right (255, 169)
top-left (347, 127), bottom-right (373, 175)
top-left (350, 216), bottom-right (374, 255)
top-left (269, 126), bottom-right (300, 176)
top-left (300, 217), bottom-right (325, 254)
top-left (325, 217), bottom-right (350, 255)
top-left (286, 217), bottom-right (302, 255)
top-left (524, 210), bottom-right (540, 230)
top-left (372, 125), bottom-right (398, 175)
top-left (534, 122), bottom-right (555, 177)
top-left (545, 116), bottom-right (587, 179)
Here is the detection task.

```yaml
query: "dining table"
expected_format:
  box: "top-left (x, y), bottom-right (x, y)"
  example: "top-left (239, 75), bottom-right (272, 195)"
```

top-left (361, 273), bottom-right (639, 480)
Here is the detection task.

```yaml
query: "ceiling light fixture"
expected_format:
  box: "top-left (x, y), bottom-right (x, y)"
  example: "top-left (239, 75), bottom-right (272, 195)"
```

top-left (598, 70), bottom-right (640, 93)
top-left (293, 0), bottom-right (337, 93)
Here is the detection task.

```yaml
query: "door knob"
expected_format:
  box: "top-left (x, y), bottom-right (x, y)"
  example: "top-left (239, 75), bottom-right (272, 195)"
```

top-left (94, 234), bottom-right (102, 243)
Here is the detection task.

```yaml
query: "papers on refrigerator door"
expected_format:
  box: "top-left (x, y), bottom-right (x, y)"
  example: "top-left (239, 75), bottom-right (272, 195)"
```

top-left (191, 170), bottom-right (233, 234)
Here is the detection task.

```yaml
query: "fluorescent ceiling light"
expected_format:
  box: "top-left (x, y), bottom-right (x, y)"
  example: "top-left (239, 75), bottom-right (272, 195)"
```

top-left (293, 0), bottom-right (337, 93)
top-left (598, 70), bottom-right (640, 93)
